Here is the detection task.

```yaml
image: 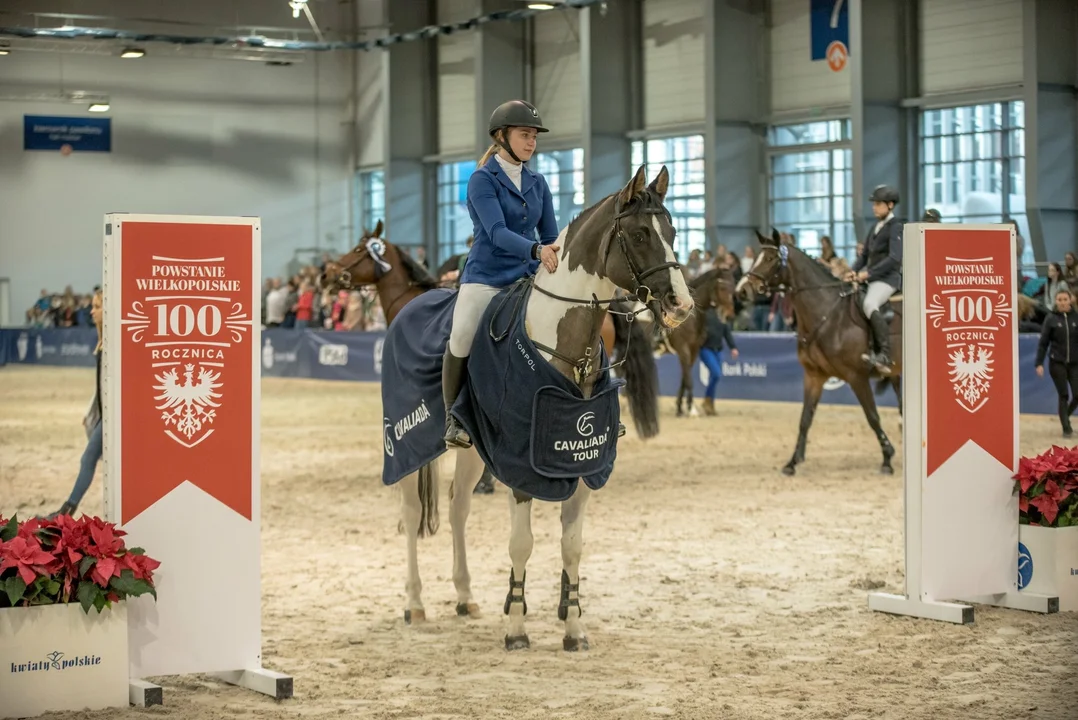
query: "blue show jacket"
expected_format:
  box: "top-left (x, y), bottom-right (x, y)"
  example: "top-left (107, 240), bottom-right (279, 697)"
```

top-left (460, 154), bottom-right (560, 287)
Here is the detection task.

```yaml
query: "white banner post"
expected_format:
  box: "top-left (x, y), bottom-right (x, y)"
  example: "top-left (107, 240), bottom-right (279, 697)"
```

top-left (869, 223), bottom-right (1058, 623)
top-left (101, 214), bottom-right (293, 704)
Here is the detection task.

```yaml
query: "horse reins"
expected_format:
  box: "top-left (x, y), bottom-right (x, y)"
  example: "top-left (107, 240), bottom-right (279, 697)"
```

top-left (745, 244), bottom-right (859, 349)
top-left (498, 199), bottom-right (681, 384)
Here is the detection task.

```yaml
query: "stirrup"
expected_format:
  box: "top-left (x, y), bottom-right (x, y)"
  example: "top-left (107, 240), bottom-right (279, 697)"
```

top-left (443, 418), bottom-right (472, 449)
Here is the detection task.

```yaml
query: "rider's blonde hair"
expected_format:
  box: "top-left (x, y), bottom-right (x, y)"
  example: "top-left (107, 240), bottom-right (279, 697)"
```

top-left (478, 128), bottom-right (508, 166)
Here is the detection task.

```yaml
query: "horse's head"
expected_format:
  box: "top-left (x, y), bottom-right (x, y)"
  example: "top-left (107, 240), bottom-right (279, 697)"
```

top-left (597, 165), bottom-right (695, 328)
top-left (735, 228), bottom-right (787, 300)
top-left (709, 268), bottom-right (737, 319)
top-left (320, 220), bottom-right (392, 292)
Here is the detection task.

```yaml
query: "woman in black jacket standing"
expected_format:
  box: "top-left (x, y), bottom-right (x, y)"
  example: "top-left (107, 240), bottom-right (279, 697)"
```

top-left (1035, 288), bottom-right (1078, 436)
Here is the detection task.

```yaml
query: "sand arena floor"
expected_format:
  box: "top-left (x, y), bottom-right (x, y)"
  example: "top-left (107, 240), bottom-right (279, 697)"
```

top-left (1, 365), bottom-right (1076, 720)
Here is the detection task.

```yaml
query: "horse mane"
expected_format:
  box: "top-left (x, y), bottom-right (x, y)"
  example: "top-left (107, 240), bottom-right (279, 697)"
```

top-left (394, 245), bottom-right (440, 290)
top-left (787, 243), bottom-right (842, 286)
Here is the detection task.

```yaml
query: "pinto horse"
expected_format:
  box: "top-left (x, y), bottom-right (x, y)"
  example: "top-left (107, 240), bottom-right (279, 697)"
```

top-left (736, 229), bottom-right (903, 476)
top-left (320, 175), bottom-right (672, 648)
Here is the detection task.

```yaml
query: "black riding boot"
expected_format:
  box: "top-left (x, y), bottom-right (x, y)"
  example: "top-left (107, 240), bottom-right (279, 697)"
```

top-left (442, 349), bottom-right (472, 449)
top-left (867, 310), bottom-right (894, 375)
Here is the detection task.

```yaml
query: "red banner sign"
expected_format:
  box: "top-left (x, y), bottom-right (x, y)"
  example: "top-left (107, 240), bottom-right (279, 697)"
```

top-left (924, 227), bottom-right (1015, 476)
top-left (119, 221), bottom-right (254, 523)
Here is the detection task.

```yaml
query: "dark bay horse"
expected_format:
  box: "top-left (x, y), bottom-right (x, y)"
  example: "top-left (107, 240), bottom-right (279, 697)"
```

top-left (736, 229), bottom-right (903, 476)
top-left (658, 267), bottom-right (737, 417)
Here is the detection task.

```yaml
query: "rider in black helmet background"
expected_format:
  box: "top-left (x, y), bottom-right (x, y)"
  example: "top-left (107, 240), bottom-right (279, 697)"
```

top-left (922, 208), bottom-right (942, 223)
top-left (847, 184), bottom-right (903, 375)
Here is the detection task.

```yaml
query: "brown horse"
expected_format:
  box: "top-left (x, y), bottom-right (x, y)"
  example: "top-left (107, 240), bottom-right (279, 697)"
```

top-left (737, 229), bottom-right (903, 475)
top-left (658, 267), bottom-right (737, 417)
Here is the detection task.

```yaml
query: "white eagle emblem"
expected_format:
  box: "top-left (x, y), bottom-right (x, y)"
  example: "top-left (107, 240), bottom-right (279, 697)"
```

top-left (153, 363), bottom-right (223, 445)
top-left (947, 344), bottom-right (993, 413)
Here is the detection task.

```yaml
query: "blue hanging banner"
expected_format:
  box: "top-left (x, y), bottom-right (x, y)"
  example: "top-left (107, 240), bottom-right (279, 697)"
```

top-left (810, 0), bottom-right (850, 67)
top-left (24, 115), bottom-right (112, 152)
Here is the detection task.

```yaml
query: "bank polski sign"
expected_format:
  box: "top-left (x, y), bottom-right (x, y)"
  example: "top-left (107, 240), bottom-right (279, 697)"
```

top-left (0, 603), bottom-right (129, 718)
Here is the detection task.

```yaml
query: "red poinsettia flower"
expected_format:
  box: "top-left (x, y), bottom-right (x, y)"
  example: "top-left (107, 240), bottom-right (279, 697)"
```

top-left (0, 536), bottom-right (55, 585)
top-left (1030, 479), bottom-right (1072, 525)
top-left (120, 552), bottom-right (162, 582)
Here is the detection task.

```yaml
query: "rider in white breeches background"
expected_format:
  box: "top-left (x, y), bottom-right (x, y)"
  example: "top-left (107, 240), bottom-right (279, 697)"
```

top-left (848, 184), bottom-right (903, 375)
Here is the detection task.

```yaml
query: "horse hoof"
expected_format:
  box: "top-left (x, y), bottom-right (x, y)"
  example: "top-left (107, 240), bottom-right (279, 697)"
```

top-left (563, 635), bottom-right (590, 652)
top-left (504, 634), bottom-right (530, 651)
top-left (456, 602), bottom-right (481, 618)
top-left (880, 465), bottom-right (894, 476)
top-left (781, 464), bottom-right (796, 476)
top-left (403, 609), bottom-right (426, 624)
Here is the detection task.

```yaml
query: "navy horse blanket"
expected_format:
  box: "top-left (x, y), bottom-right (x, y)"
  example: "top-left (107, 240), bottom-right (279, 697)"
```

top-left (380, 280), bottom-right (622, 502)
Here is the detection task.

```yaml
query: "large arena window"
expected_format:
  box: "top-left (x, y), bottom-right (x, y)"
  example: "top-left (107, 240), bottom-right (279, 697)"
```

top-left (531, 148), bottom-right (584, 230)
top-left (920, 101), bottom-right (1030, 268)
top-left (437, 159), bottom-right (478, 262)
top-left (630, 135), bottom-right (706, 258)
top-left (767, 119), bottom-right (855, 261)
top-left (356, 169), bottom-right (385, 239)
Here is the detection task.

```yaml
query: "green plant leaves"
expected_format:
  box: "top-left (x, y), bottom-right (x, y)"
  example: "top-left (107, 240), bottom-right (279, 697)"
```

top-left (0, 516), bottom-right (17, 542)
top-left (110, 569), bottom-right (157, 601)
top-left (77, 580), bottom-right (100, 614)
top-left (2, 576), bottom-right (27, 606)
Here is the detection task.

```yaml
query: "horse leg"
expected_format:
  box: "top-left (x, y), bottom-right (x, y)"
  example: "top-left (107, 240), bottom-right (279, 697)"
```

top-left (685, 349), bottom-right (699, 417)
top-left (504, 490), bottom-right (534, 650)
top-left (849, 375), bottom-right (896, 475)
top-left (399, 472), bottom-right (426, 623)
top-left (450, 448), bottom-right (484, 618)
top-left (559, 485), bottom-right (592, 651)
top-left (783, 372), bottom-right (826, 476)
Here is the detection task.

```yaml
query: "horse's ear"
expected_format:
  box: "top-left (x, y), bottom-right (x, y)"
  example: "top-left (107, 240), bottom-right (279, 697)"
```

top-left (617, 165), bottom-right (648, 207)
top-left (373, 219), bottom-right (384, 238)
top-left (647, 165), bottom-right (670, 203)
top-left (771, 227), bottom-right (782, 245)
top-left (756, 230), bottom-right (774, 246)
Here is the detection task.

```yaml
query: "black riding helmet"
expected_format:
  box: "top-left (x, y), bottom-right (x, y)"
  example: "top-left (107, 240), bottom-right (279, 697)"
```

top-left (922, 208), bottom-right (942, 222)
top-left (488, 100), bottom-right (548, 163)
top-left (869, 184), bottom-right (900, 205)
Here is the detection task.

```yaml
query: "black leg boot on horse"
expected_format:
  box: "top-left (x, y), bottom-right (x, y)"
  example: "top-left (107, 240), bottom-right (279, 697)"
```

top-left (865, 310), bottom-right (895, 377)
top-left (442, 349), bottom-right (472, 449)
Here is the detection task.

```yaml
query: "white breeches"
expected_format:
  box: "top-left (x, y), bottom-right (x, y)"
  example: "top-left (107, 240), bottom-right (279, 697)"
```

top-left (862, 280), bottom-right (896, 316)
top-left (448, 283), bottom-right (502, 357)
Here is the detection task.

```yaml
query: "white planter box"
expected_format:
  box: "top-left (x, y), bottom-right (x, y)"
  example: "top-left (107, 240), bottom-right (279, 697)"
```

top-left (1018, 525), bottom-right (1078, 612)
top-left (0, 602), bottom-right (129, 719)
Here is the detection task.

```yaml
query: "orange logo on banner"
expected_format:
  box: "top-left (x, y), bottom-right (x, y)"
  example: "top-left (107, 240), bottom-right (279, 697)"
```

top-left (120, 222), bottom-right (254, 523)
top-left (826, 41), bottom-right (848, 72)
top-left (924, 228), bottom-right (1014, 476)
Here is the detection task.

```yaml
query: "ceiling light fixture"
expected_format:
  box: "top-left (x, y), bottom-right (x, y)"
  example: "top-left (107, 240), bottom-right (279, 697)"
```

top-left (289, 0), bottom-right (309, 19)
top-left (88, 102), bottom-right (110, 112)
top-left (120, 47), bottom-right (145, 58)
top-left (528, 2), bottom-right (557, 8)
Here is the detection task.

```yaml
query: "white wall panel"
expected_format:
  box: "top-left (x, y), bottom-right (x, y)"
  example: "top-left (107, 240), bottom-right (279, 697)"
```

top-left (920, 0), bottom-right (1023, 95)
top-left (769, 0), bottom-right (850, 114)
top-left (354, 0), bottom-right (385, 168)
top-left (643, 0), bottom-right (705, 130)
top-left (533, 10), bottom-right (582, 144)
top-left (0, 50), bottom-right (352, 315)
top-left (437, 0), bottom-right (477, 155)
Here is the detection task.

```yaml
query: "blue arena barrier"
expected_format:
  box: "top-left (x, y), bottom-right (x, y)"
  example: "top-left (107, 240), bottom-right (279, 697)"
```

top-left (0, 326), bottom-right (1057, 415)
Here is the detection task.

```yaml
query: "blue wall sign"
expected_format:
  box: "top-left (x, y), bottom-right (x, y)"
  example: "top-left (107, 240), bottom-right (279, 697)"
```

top-left (810, 0), bottom-right (850, 63)
top-left (24, 115), bottom-right (112, 152)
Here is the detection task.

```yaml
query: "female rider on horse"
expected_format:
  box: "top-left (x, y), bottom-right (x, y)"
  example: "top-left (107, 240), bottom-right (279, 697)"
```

top-left (442, 100), bottom-right (561, 449)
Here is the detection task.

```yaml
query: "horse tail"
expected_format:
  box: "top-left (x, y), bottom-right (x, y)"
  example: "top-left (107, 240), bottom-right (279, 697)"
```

top-left (619, 315), bottom-right (661, 439)
top-left (417, 462), bottom-right (440, 538)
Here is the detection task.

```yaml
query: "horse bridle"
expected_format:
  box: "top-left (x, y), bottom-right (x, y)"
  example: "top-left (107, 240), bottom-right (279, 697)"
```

top-left (330, 240), bottom-right (422, 319)
top-left (519, 197), bottom-right (682, 382)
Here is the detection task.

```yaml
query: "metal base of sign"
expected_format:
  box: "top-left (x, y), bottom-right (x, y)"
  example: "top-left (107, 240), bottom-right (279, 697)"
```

top-left (959, 591), bottom-right (1059, 614)
top-left (129, 678), bottom-right (163, 708)
top-left (214, 668), bottom-right (294, 700)
top-left (868, 592), bottom-right (975, 624)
